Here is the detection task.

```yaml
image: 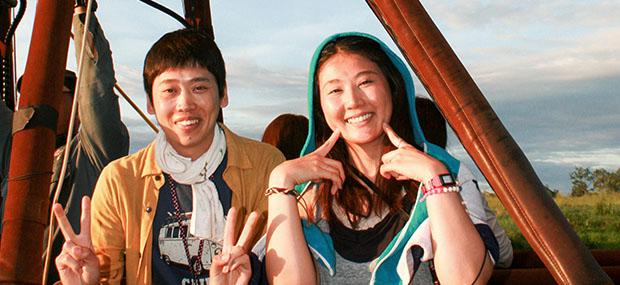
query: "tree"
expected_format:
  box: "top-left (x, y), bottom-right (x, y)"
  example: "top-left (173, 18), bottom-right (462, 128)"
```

top-left (570, 167), bottom-right (592, 197)
top-left (591, 168), bottom-right (620, 193)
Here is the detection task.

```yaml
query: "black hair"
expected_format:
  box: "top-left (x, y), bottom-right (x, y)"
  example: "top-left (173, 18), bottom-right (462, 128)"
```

top-left (312, 35), bottom-right (419, 227)
top-left (143, 29), bottom-right (226, 103)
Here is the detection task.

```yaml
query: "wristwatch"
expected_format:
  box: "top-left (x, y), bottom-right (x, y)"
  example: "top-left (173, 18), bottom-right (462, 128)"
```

top-left (421, 173), bottom-right (457, 193)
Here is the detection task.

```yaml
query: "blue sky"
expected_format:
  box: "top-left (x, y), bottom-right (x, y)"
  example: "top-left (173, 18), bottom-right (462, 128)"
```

top-left (13, 1), bottom-right (620, 193)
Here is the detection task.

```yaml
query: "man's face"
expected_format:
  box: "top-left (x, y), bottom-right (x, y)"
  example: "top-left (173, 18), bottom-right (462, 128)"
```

top-left (148, 66), bottom-right (228, 160)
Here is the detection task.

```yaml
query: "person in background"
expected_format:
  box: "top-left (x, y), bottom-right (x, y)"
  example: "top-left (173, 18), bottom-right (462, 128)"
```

top-left (53, 26), bottom-right (284, 284)
top-left (0, 3), bottom-right (129, 283)
top-left (415, 96), bottom-right (513, 268)
top-left (265, 32), bottom-right (508, 284)
top-left (261, 113), bottom-right (308, 160)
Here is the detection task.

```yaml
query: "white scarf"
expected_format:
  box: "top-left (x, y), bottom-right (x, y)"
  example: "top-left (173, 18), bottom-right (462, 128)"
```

top-left (155, 125), bottom-right (227, 242)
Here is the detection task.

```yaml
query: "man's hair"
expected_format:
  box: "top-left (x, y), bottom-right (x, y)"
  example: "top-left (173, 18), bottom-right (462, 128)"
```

top-left (16, 70), bottom-right (77, 95)
top-left (143, 29), bottom-right (227, 103)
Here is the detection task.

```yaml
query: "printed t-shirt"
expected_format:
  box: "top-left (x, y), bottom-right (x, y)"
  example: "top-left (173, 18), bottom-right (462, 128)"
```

top-left (152, 153), bottom-right (231, 284)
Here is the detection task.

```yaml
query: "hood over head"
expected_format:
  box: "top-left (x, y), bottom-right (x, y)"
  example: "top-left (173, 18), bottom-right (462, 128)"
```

top-left (299, 32), bottom-right (459, 175)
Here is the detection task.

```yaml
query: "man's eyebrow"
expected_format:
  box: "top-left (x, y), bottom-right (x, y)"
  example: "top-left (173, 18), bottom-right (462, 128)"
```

top-left (157, 78), bottom-right (178, 85)
top-left (157, 77), bottom-right (212, 84)
top-left (189, 77), bottom-right (212, 83)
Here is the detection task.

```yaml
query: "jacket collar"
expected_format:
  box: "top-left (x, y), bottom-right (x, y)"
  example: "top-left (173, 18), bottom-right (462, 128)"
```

top-left (140, 123), bottom-right (252, 178)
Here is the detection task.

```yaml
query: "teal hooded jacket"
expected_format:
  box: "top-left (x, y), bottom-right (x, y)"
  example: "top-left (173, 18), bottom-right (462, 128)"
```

top-left (297, 32), bottom-right (462, 284)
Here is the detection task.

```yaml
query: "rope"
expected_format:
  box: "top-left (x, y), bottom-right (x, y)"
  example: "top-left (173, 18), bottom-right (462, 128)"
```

top-left (42, 0), bottom-right (96, 283)
top-left (1, 0), bottom-right (26, 110)
top-left (114, 83), bottom-right (159, 133)
top-left (138, 0), bottom-right (191, 29)
top-left (3, 0), bottom-right (26, 44)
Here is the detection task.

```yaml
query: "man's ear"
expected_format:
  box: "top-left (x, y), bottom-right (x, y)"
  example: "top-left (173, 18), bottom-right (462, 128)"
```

top-left (220, 86), bottom-right (229, 108)
top-left (147, 97), bottom-right (155, 114)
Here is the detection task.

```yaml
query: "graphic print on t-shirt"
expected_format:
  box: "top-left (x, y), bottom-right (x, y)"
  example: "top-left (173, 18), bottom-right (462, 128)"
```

top-left (158, 211), bottom-right (223, 271)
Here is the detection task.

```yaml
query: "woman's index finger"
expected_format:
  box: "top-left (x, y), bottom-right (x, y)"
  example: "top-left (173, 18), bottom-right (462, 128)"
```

top-left (382, 123), bottom-right (406, 148)
top-left (52, 203), bottom-right (78, 242)
top-left (314, 129), bottom-right (340, 157)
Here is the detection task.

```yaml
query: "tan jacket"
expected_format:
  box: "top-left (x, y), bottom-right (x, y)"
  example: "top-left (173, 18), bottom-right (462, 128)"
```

top-left (91, 124), bottom-right (284, 284)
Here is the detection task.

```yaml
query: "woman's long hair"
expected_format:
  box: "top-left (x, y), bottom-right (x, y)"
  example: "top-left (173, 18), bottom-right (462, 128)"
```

top-left (312, 36), bottom-right (420, 227)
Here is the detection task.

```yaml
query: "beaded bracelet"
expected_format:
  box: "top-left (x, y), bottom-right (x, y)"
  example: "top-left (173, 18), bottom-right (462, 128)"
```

top-left (420, 185), bottom-right (460, 201)
top-left (264, 186), bottom-right (298, 197)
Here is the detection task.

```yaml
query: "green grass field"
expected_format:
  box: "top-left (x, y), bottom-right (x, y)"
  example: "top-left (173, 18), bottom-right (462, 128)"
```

top-left (484, 192), bottom-right (620, 250)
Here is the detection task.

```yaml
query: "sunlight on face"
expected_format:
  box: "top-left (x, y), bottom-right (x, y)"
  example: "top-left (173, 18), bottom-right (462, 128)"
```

top-left (149, 66), bottom-right (228, 159)
top-left (318, 52), bottom-right (392, 149)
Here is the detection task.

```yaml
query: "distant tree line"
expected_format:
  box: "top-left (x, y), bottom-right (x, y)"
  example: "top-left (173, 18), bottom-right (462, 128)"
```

top-left (570, 167), bottom-right (620, 197)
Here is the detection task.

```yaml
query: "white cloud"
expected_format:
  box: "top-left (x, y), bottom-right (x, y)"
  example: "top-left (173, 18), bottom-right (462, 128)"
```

top-left (424, 1), bottom-right (620, 31)
top-left (11, 0), bottom-right (618, 194)
top-left (226, 58), bottom-right (306, 90)
top-left (532, 148), bottom-right (620, 169)
top-left (417, 1), bottom-right (620, 102)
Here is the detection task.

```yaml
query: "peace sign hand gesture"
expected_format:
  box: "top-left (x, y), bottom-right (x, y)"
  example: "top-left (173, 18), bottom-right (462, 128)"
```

top-left (53, 197), bottom-right (100, 285)
top-left (379, 123), bottom-right (448, 183)
top-left (268, 129), bottom-right (345, 194)
top-left (209, 207), bottom-right (259, 285)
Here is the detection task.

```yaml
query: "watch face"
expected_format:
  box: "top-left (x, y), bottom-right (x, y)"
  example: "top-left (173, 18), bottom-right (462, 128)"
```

top-left (439, 174), bottom-right (454, 184)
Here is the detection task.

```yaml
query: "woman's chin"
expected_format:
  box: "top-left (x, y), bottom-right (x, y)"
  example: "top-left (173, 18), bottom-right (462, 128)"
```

top-left (342, 134), bottom-right (384, 147)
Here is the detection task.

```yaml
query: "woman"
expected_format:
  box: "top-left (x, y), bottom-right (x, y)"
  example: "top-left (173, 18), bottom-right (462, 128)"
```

top-left (265, 33), bottom-right (510, 284)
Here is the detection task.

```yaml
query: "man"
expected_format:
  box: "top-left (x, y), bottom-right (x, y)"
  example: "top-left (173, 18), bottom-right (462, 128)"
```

top-left (0, 4), bottom-right (129, 284)
top-left (54, 28), bottom-right (284, 284)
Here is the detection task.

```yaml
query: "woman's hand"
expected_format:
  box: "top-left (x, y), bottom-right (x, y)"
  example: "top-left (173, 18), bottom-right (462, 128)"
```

top-left (209, 207), bottom-right (259, 285)
top-left (379, 123), bottom-right (448, 183)
top-left (268, 129), bottom-right (345, 194)
top-left (53, 197), bottom-right (100, 285)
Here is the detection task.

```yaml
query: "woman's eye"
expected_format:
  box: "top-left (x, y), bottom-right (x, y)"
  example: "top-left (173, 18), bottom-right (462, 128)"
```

top-left (328, 88), bottom-right (342, 95)
top-left (359, 79), bottom-right (373, 86)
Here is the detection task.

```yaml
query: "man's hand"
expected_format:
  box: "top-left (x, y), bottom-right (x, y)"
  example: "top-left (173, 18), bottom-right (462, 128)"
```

top-left (209, 207), bottom-right (259, 285)
top-left (53, 197), bottom-right (99, 285)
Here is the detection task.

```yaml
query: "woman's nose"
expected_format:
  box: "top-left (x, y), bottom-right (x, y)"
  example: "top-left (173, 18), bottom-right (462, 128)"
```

top-left (344, 86), bottom-right (364, 110)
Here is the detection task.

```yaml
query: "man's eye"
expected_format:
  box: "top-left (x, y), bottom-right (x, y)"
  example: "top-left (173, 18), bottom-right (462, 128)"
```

top-left (194, 85), bottom-right (209, 92)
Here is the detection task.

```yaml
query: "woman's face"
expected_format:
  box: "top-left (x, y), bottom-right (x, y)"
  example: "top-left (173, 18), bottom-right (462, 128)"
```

top-left (318, 52), bottom-right (393, 148)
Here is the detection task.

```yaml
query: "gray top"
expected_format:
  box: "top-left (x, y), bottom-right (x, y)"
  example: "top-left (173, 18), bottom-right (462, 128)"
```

top-left (310, 163), bottom-right (514, 284)
top-left (315, 220), bottom-right (434, 284)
